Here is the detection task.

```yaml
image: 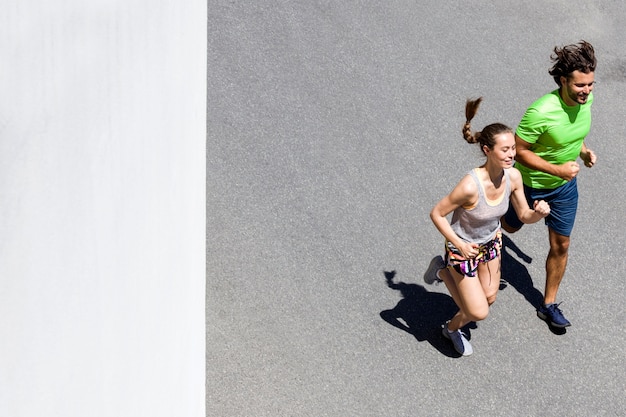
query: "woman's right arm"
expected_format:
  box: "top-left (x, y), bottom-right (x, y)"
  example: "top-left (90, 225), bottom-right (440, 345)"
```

top-left (430, 175), bottom-right (480, 260)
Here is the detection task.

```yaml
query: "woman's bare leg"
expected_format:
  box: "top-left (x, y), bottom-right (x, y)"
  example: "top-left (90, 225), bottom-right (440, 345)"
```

top-left (443, 267), bottom-right (489, 331)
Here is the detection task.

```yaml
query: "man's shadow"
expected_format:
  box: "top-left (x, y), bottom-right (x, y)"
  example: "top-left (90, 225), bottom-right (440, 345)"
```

top-left (500, 234), bottom-right (566, 335)
top-left (379, 271), bottom-right (476, 357)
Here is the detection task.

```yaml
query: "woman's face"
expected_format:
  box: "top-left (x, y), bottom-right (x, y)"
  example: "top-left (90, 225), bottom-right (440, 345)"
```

top-left (485, 132), bottom-right (516, 169)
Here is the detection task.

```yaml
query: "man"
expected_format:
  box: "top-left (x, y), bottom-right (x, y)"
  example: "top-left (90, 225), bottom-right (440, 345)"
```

top-left (502, 40), bottom-right (597, 328)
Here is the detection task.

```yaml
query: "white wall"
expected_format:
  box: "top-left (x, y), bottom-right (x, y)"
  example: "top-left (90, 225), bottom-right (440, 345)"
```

top-left (0, 2), bottom-right (206, 416)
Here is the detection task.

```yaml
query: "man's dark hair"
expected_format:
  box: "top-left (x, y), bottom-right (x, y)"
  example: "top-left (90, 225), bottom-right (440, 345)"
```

top-left (549, 40), bottom-right (596, 86)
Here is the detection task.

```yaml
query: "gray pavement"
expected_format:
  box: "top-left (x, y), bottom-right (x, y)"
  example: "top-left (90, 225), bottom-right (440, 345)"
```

top-left (207, 2), bottom-right (626, 416)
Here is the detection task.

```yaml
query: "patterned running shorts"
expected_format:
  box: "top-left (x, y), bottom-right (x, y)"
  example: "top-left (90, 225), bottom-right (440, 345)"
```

top-left (445, 230), bottom-right (502, 278)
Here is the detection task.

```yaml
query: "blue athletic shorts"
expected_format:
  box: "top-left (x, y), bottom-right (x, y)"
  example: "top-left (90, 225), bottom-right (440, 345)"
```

top-left (503, 177), bottom-right (578, 237)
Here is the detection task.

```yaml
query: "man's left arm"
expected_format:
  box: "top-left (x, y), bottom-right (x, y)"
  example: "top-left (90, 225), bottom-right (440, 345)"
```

top-left (580, 142), bottom-right (597, 168)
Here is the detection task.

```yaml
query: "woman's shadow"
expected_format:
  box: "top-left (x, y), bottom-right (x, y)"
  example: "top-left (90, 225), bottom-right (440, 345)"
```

top-left (379, 270), bottom-right (475, 357)
top-left (499, 234), bottom-right (543, 307)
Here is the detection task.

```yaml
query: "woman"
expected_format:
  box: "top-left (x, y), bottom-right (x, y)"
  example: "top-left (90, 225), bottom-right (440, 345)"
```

top-left (425, 98), bottom-right (550, 356)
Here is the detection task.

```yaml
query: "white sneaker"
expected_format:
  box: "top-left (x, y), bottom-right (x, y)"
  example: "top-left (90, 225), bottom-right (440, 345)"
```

top-left (442, 322), bottom-right (473, 356)
top-left (423, 256), bottom-right (445, 285)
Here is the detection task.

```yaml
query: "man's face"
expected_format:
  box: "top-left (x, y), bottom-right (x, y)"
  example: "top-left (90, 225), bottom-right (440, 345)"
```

top-left (560, 70), bottom-right (595, 106)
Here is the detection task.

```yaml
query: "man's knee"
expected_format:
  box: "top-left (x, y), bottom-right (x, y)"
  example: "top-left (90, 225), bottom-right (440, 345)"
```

top-left (549, 231), bottom-right (571, 256)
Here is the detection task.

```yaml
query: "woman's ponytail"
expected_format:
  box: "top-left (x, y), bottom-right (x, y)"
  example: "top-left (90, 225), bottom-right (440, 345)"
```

top-left (462, 97), bottom-right (483, 144)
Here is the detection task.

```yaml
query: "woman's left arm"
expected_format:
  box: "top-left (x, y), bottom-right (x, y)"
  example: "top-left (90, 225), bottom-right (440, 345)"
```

top-left (509, 168), bottom-right (550, 224)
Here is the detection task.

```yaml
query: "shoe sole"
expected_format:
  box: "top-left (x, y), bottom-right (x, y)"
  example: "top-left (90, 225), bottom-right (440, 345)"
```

top-left (423, 257), bottom-right (445, 285)
top-left (536, 311), bottom-right (571, 328)
top-left (424, 275), bottom-right (443, 285)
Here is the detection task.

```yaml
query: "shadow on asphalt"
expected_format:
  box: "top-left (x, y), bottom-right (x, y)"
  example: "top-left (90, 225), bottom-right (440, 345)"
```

top-left (499, 234), bottom-right (543, 308)
top-left (380, 233), bottom-right (566, 351)
top-left (379, 270), bottom-right (476, 358)
top-left (500, 234), bottom-right (567, 335)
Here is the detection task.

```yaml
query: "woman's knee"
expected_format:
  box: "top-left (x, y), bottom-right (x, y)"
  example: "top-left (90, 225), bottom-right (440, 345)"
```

top-left (466, 303), bottom-right (490, 322)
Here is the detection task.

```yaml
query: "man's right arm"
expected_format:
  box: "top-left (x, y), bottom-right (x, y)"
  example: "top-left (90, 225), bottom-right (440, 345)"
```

top-left (515, 134), bottom-right (580, 181)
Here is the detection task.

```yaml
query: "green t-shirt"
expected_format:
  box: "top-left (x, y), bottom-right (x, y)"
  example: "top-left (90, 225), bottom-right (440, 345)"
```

top-left (515, 89), bottom-right (593, 189)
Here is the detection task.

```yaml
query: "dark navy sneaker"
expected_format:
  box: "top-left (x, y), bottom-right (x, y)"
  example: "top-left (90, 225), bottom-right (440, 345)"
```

top-left (537, 303), bottom-right (571, 328)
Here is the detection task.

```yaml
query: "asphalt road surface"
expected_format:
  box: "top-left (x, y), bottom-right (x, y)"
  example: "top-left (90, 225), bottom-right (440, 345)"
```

top-left (208, 1), bottom-right (626, 416)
